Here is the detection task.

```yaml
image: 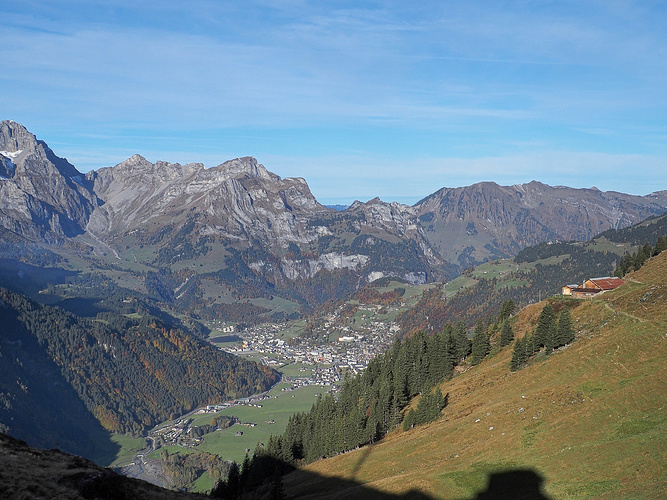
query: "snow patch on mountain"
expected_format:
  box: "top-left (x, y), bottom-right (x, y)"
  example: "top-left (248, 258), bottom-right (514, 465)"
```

top-left (0, 150), bottom-right (22, 159)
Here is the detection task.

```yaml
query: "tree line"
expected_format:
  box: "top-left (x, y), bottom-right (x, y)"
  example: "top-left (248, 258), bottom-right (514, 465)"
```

top-left (396, 244), bottom-right (617, 336)
top-left (0, 288), bottom-right (279, 435)
top-left (613, 235), bottom-right (667, 277)
top-left (511, 303), bottom-right (575, 371)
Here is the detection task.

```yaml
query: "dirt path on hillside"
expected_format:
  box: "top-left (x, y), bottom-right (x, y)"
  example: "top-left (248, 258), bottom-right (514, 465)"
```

top-left (603, 302), bottom-right (644, 323)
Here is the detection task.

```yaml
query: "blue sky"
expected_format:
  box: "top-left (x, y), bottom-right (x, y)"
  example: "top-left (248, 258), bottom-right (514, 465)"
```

top-left (2, 1), bottom-right (665, 204)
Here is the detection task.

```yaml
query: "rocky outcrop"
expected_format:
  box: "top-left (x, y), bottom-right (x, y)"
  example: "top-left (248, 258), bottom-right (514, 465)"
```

top-left (279, 252), bottom-right (370, 281)
top-left (0, 433), bottom-right (196, 499)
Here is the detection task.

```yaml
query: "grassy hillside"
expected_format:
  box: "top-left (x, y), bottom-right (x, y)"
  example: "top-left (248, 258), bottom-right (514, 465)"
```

top-left (283, 252), bottom-right (667, 499)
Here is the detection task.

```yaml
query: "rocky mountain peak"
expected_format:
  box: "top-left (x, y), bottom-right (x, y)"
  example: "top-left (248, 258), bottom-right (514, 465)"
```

top-left (0, 120), bottom-right (95, 240)
top-left (0, 120), bottom-right (35, 152)
top-left (0, 120), bottom-right (82, 181)
top-left (213, 156), bottom-right (279, 182)
top-left (107, 154), bottom-right (203, 179)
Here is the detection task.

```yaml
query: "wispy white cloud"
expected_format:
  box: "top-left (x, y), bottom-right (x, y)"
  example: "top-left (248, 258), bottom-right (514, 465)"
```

top-left (0, 1), bottom-right (665, 199)
top-left (266, 150), bottom-right (667, 204)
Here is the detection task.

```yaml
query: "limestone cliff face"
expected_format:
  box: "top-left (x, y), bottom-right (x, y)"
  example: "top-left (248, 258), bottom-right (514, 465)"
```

top-left (88, 155), bottom-right (326, 249)
top-left (416, 181), bottom-right (667, 267)
top-left (0, 121), bottom-right (443, 298)
top-left (0, 121), bottom-right (96, 242)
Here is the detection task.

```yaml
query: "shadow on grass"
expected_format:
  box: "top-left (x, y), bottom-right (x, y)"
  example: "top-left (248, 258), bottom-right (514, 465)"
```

top-left (285, 466), bottom-right (551, 499)
top-left (471, 469), bottom-right (551, 499)
top-left (217, 454), bottom-right (552, 500)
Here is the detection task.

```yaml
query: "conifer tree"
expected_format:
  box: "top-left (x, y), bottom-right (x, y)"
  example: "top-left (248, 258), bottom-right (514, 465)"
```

top-left (556, 308), bottom-right (575, 346)
top-left (453, 321), bottom-right (471, 361)
top-left (498, 299), bottom-right (516, 322)
top-left (239, 454), bottom-right (251, 490)
top-left (470, 318), bottom-right (490, 365)
top-left (443, 328), bottom-right (458, 370)
top-left (270, 472), bottom-right (286, 500)
top-left (226, 461), bottom-right (240, 499)
top-left (534, 303), bottom-right (557, 352)
top-left (500, 320), bottom-right (514, 347)
top-left (636, 242), bottom-right (653, 268)
top-left (403, 408), bottom-right (416, 431)
top-left (653, 235), bottom-right (667, 256)
top-left (510, 336), bottom-right (526, 371)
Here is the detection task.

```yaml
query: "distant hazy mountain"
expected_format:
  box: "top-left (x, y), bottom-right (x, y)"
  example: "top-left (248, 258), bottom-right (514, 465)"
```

top-left (325, 204), bottom-right (349, 211)
top-left (415, 181), bottom-right (667, 267)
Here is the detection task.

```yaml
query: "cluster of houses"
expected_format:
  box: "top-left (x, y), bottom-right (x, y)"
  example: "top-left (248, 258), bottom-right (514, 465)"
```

top-left (562, 276), bottom-right (624, 298)
top-left (221, 315), bottom-right (399, 384)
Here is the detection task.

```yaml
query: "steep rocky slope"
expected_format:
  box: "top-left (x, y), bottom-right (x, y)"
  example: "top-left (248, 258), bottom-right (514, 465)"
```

top-left (0, 121), bottom-right (446, 311)
top-left (87, 155), bottom-right (326, 251)
top-left (0, 121), bottom-right (96, 242)
top-left (1, 120), bottom-right (666, 314)
top-left (84, 154), bottom-right (445, 308)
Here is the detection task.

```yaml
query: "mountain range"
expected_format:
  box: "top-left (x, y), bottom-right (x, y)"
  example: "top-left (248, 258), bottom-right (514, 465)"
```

top-left (1, 119), bottom-right (666, 319)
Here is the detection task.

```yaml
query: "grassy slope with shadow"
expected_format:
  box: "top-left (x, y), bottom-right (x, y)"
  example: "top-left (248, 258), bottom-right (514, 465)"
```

top-left (215, 454), bottom-right (549, 500)
top-left (0, 434), bottom-right (546, 500)
top-left (284, 252), bottom-right (667, 499)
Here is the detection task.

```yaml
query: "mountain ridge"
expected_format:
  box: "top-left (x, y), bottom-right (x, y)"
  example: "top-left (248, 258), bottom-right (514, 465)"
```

top-left (415, 180), bottom-right (667, 266)
top-left (1, 120), bottom-right (666, 317)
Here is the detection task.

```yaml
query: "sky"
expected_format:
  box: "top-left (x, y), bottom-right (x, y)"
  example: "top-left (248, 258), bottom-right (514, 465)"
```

top-left (1, 1), bottom-right (666, 205)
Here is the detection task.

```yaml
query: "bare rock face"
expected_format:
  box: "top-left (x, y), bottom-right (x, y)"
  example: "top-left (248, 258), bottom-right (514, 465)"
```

top-left (0, 121), bottom-right (443, 305)
top-left (416, 181), bottom-right (667, 267)
top-left (89, 155), bottom-right (329, 250)
top-left (0, 121), bottom-right (96, 242)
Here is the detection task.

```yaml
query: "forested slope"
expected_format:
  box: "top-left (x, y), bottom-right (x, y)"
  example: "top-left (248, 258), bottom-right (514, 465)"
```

top-left (397, 214), bottom-right (667, 334)
top-left (0, 289), bottom-right (279, 456)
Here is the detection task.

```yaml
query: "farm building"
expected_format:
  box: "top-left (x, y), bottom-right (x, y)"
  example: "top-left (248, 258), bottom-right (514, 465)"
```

top-left (565, 276), bottom-right (623, 298)
top-left (583, 277), bottom-right (624, 291)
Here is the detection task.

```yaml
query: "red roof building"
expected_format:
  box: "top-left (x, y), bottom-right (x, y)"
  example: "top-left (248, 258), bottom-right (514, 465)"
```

top-left (565, 276), bottom-right (623, 298)
top-left (584, 277), bottom-right (624, 291)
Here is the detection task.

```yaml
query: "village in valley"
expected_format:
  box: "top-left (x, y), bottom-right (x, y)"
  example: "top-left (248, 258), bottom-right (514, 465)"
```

top-left (140, 270), bottom-right (627, 462)
top-left (145, 294), bottom-right (406, 453)
top-left (222, 315), bottom-right (400, 381)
